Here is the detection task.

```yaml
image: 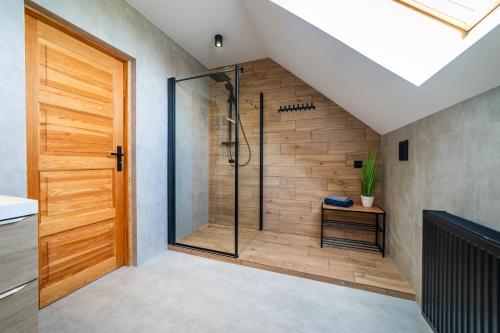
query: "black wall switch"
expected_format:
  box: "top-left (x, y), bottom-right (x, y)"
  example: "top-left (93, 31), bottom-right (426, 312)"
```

top-left (399, 140), bottom-right (409, 161)
top-left (354, 160), bottom-right (363, 168)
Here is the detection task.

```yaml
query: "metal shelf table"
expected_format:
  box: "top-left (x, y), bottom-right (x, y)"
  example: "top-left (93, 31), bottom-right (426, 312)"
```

top-left (321, 203), bottom-right (386, 256)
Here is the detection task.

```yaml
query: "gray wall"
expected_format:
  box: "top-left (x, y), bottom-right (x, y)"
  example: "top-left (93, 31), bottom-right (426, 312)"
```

top-left (0, 0), bottom-right (26, 197)
top-left (0, 0), bottom-right (206, 264)
top-left (382, 85), bottom-right (500, 301)
top-left (175, 78), bottom-right (210, 238)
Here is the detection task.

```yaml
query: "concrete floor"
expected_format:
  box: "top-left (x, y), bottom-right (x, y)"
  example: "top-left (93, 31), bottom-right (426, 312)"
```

top-left (40, 251), bottom-right (431, 333)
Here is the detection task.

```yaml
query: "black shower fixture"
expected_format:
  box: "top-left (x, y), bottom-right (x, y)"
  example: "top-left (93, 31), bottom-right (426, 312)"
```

top-left (215, 34), bottom-right (223, 48)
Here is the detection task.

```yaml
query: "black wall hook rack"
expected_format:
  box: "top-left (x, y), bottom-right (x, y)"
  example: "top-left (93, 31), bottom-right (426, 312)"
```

top-left (278, 103), bottom-right (315, 113)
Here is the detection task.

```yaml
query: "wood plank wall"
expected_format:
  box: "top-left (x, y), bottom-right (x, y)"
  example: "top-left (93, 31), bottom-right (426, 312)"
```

top-left (209, 58), bottom-right (381, 237)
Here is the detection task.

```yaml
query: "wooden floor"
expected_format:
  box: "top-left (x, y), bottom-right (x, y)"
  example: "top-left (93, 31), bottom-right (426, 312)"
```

top-left (172, 224), bottom-right (415, 300)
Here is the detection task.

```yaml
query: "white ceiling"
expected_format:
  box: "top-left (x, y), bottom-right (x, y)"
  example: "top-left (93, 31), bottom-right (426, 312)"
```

top-left (127, 0), bottom-right (500, 134)
top-left (126, 0), bottom-right (266, 68)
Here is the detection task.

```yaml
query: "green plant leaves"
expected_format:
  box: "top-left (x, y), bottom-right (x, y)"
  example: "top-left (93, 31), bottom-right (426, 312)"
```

top-left (361, 150), bottom-right (377, 197)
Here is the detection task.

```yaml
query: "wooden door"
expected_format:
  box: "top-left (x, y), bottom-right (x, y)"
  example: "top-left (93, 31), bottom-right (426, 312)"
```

top-left (25, 13), bottom-right (127, 308)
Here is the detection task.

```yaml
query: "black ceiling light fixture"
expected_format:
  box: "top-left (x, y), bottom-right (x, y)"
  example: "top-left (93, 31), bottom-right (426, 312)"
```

top-left (214, 34), bottom-right (223, 48)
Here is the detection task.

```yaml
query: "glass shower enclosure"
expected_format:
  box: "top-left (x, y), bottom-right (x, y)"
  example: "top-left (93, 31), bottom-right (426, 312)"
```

top-left (168, 65), bottom-right (260, 257)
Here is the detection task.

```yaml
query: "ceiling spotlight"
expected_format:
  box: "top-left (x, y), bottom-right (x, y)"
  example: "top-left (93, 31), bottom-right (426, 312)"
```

top-left (214, 34), bottom-right (223, 48)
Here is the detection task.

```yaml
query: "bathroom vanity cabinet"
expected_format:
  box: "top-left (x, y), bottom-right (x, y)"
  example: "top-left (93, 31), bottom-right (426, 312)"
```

top-left (0, 196), bottom-right (38, 332)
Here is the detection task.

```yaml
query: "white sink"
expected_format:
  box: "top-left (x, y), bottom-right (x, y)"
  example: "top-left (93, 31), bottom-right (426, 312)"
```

top-left (0, 195), bottom-right (38, 221)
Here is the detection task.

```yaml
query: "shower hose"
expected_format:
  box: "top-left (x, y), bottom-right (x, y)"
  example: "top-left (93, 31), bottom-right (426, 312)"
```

top-left (228, 115), bottom-right (251, 167)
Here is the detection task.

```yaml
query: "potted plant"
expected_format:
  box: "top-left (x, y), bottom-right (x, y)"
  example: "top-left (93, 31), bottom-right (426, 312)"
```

top-left (361, 150), bottom-right (377, 208)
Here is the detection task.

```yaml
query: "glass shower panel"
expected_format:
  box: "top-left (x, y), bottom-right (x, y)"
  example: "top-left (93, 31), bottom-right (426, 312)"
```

top-left (174, 70), bottom-right (237, 255)
top-left (236, 91), bottom-right (261, 250)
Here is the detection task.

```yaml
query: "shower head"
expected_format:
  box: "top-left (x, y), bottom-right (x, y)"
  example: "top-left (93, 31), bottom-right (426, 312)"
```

top-left (209, 72), bottom-right (231, 83)
top-left (209, 72), bottom-right (234, 94)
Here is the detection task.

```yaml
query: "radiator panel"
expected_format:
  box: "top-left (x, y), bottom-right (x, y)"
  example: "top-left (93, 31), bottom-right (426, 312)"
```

top-left (422, 210), bottom-right (500, 333)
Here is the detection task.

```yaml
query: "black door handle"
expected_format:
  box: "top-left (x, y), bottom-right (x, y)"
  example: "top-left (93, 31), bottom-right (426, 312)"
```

top-left (110, 145), bottom-right (124, 172)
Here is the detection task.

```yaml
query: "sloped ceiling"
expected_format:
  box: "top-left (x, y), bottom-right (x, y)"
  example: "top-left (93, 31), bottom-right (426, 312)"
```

top-left (127, 0), bottom-right (500, 134)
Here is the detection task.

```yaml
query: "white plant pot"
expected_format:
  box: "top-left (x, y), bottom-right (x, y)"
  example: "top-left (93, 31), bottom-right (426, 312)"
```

top-left (361, 195), bottom-right (374, 208)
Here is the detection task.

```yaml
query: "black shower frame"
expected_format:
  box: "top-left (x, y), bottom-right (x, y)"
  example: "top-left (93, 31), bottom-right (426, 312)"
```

top-left (168, 65), bottom-right (264, 258)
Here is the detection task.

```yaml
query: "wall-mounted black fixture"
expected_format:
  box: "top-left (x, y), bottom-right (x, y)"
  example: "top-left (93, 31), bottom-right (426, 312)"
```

top-left (399, 140), bottom-right (409, 161)
top-left (214, 34), bottom-right (223, 48)
top-left (278, 102), bottom-right (315, 113)
top-left (354, 160), bottom-right (363, 168)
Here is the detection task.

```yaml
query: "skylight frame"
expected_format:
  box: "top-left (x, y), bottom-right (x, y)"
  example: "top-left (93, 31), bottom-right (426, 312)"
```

top-left (398, 0), bottom-right (500, 31)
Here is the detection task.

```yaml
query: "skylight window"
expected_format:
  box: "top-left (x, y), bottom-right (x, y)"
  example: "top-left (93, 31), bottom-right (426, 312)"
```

top-left (270, 0), bottom-right (499, 86)
top-left (398, 0), bottom-right (500, 31)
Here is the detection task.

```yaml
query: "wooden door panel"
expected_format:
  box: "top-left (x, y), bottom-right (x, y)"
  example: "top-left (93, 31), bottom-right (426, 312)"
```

top-left (38, 38), bottom-right (115, 104)
top-left (26, 13), bottom-right (126, 308)
top-left (40, 105), bottom-right (114, 154)
top-left (39, 170), bottom-right (114, 219)
top-left (39, 220), bottom-right (116, 307)
top-left (39, 85), bottom-right (114, 117)
top-left (39, 207), bottom-right (116, 238)
top-left (40, 220), bottom-right (115, 286)
top-left (36, 20), bottom-right (118, 69)
top-left (44, 46), bottom-right (114, 91)
top-left (44, 65), bottom-right (114, 103)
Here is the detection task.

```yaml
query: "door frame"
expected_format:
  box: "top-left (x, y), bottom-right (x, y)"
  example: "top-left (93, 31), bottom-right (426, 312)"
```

top-left (25, 3), bottom-right (137, 266)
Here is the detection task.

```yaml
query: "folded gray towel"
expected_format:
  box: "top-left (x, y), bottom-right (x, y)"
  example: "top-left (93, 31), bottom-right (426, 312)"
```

top-left (326, 194), bottom-right (350, 202)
